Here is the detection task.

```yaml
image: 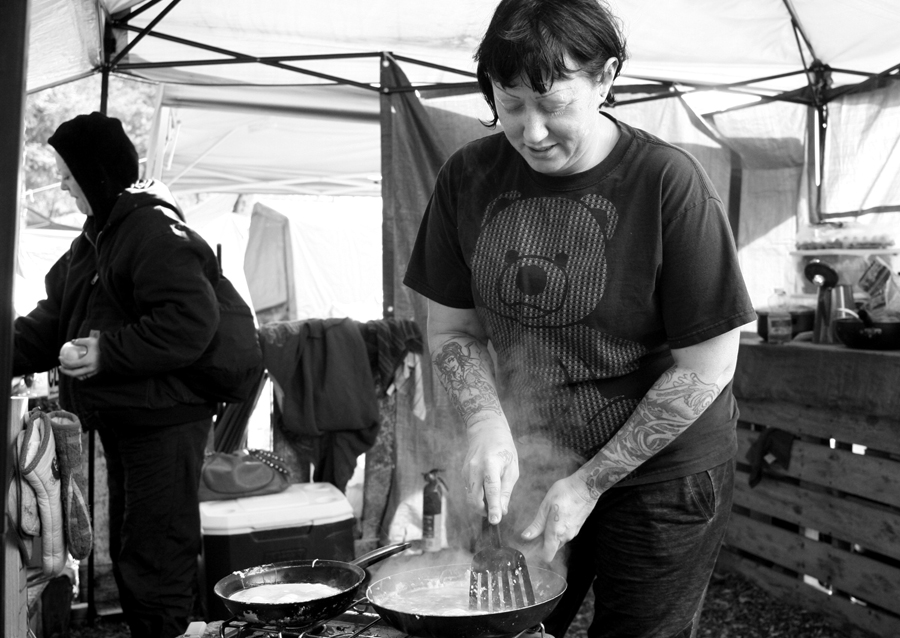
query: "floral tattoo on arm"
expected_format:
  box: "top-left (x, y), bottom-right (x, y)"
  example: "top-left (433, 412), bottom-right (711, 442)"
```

top-left (433, 340), bottom-right (503, 426)
top-left (581, 367), bottom-right (721, 497)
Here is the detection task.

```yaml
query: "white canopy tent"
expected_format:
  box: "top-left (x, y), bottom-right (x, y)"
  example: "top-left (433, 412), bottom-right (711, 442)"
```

top-left (15, 0), bottom-right (900, 537)
top-left (30, 0), bottom-right (900, 95)
top-left (14, 0), bottom-right (900, 504)
top-left (7, 2), bottom-right (900, 632)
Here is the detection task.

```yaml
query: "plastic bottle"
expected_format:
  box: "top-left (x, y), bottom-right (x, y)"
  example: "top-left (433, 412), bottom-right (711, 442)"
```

top-left (422, 468), bottom-right (446, 553)
top-left (767, 288), bottom-right (792, 344)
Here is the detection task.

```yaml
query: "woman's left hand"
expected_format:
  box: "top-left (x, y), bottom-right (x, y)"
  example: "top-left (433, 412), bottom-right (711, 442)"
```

top-left (520, 474), bottom-right (598, 563)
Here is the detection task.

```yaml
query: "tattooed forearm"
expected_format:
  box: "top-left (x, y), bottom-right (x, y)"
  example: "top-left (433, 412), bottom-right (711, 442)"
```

top-left (432, 339), bottom-right (503, 426)
top-left (580, 366), bottom-right (722, 497)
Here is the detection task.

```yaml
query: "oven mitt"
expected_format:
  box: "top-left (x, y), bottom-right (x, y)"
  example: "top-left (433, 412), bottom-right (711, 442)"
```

top-left (19, 408), bottom-right (66, 577)
top-left (49, 410), bottom-right (93, 560)
top-left (6, 428), bottom-right (40, 562)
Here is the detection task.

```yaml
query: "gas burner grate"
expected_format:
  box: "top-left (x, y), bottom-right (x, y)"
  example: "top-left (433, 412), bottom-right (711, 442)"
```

top-left (213, 615), bottom-right (547, 638)
top-left (216, 611), bottom-right (406, 638)
top-left (218, 617), bottom-right (327, 638)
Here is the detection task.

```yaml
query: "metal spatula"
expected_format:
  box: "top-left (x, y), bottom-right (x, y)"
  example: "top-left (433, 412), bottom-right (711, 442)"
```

top-left (469, 515), bottom-right (536, 611)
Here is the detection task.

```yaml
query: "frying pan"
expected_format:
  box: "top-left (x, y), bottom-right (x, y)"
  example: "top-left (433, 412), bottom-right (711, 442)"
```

top-left (366, 563), bottom-right (567, 638)
top-left (214, 541), bottom-right (411, 627)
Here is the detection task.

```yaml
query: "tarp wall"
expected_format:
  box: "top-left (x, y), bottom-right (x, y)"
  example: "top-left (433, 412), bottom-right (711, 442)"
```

top-left (822, 81), bottom-right (900, 216)
top-left (244, 197), bottom-right (384, 324)
top-left (712, 101), bottom-right (810, 298)
top-left (380, 57), bottom-right (470, 545)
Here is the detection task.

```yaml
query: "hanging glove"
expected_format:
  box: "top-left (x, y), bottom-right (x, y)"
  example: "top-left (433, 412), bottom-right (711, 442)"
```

top-left (19, 408), bottom-right (66, 577)
top-left (49, 410), bottom-right (93, 560)
top-left (747, 427), bottom-right (796, 488)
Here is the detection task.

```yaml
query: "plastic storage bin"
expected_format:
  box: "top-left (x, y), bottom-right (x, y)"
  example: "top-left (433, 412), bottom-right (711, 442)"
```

top-left (200, 482), bottom-right (355, 620)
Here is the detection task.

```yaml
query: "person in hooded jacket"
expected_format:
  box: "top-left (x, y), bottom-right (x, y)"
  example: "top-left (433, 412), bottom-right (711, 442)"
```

top-left (14, 112), bottom-right (220, 638)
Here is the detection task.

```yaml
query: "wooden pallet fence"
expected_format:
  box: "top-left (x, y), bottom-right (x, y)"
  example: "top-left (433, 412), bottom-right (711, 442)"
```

top-left (722, 394), bottom-right (900, 638)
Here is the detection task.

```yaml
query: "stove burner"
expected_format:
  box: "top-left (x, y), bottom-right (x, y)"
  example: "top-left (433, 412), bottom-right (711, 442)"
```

top-left (212, 610), bottom-right (549, 638)
top-left (216, 609), bottom-right (403, 638)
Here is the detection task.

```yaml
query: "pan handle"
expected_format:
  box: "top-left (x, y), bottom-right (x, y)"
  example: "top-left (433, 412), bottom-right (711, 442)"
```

top-left (351, 541), bottom-right (411, 570)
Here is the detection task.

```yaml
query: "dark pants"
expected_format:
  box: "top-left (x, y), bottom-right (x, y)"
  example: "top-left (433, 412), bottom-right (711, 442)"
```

top-left (97, 417), bottom-right (210, 638)
top-left (544, 459), bottom-right (735, 638)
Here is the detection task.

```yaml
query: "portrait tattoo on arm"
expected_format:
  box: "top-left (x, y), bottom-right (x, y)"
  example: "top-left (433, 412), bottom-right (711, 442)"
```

top-left (433, 340), bottom-right (503, 426)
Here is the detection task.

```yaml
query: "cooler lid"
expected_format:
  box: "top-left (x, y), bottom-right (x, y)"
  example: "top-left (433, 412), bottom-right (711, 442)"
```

top-left (200, 482), bottom-right (354, 535)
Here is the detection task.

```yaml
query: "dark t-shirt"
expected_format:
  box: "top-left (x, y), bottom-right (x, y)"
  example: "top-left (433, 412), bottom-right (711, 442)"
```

top-left (404, 115), bottom-right (756, 485)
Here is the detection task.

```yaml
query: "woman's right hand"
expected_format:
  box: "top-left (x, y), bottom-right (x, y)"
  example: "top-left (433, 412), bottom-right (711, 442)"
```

top-left (464, 419), bottom-right (519, 524)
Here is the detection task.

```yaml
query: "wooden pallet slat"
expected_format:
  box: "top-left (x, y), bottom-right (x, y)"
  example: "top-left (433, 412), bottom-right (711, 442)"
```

top-left (735, 428), bottom-right (900, 509)
top-left (733, 468), bottom-right (900, 562)
top-left (726, 511), bottom-right (900, 614)
top-left (737, 399), bottom-right (900, 456)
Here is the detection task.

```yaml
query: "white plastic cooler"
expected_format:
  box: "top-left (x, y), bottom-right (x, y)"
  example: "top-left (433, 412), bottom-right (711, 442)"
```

top-left (200, 482), bottom-right (355, 620)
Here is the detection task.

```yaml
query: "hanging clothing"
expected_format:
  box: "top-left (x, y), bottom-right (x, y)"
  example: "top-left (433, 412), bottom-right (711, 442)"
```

top-left (259, 318), bottom-right (380, 492)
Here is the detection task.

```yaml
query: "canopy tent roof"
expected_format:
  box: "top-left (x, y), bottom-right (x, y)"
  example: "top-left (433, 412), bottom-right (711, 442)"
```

top-left (26, 0), bottom-right (900, 199)
top-left (29, 0), bottom-right (900, 100)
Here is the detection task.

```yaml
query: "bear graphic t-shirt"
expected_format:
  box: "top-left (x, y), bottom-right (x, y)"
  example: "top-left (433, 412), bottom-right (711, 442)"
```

top-left (404, 115), bottom-right (756, 485)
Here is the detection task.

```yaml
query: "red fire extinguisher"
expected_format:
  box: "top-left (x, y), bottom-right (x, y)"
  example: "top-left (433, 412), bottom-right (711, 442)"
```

top-left (422, 468), bottom-right (447, 553)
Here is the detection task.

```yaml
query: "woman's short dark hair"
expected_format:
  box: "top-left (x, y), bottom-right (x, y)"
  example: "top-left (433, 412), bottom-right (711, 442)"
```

top-left (475, 0), bottom-right (628, 126)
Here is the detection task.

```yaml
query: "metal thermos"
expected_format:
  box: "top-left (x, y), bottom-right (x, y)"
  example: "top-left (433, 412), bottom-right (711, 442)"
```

top-left (805, 259), bottom-right (841, 344)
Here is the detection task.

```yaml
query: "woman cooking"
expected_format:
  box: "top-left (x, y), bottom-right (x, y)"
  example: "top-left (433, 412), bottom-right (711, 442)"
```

top-left (403, 0), bottom-right (756, 636)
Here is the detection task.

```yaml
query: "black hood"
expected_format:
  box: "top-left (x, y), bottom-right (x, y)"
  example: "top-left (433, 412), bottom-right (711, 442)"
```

top-left (48, 112), bottom-right (140, 227)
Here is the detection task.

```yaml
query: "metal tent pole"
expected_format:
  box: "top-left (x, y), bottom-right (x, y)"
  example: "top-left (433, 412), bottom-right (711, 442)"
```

top-left (84, 20), bottom-right (117, 624)
top-left (1, 0), bottom-right (31, 635)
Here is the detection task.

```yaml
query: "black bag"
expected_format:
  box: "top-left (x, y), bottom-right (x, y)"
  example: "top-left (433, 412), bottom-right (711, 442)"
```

top-left (198, 449), bottom-right (291, 502)
top-left (176, 275), bottom-right (264, 404)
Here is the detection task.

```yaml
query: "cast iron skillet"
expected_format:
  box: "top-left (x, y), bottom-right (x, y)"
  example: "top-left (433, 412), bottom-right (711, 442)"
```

top-left (214, 541), bottom-right (411, 627)
top-left (366, 562), bottom-right (567, 638)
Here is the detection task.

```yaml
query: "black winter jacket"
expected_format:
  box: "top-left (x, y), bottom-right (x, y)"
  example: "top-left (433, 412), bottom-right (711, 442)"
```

top-left (14, 180), bottom-right (219, 425)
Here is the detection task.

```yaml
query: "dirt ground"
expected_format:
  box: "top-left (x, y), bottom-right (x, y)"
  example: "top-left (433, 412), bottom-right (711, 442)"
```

top-left (67, 566), bottom-right (849, 638)
top-left (567, 568), bottom-right (849, 638)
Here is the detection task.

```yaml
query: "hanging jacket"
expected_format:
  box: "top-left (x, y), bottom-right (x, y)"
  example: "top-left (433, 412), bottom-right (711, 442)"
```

top-left (14, 180), bottom-right (219, 425)
top-left (260, 318), bottom-right (380, 491)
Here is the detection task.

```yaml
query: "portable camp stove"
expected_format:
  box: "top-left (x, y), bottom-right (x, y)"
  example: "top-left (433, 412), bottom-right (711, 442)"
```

top-left (214, 611), bottom-right (545, 638)
top-left (216, 608), bottom-right (408, 638)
